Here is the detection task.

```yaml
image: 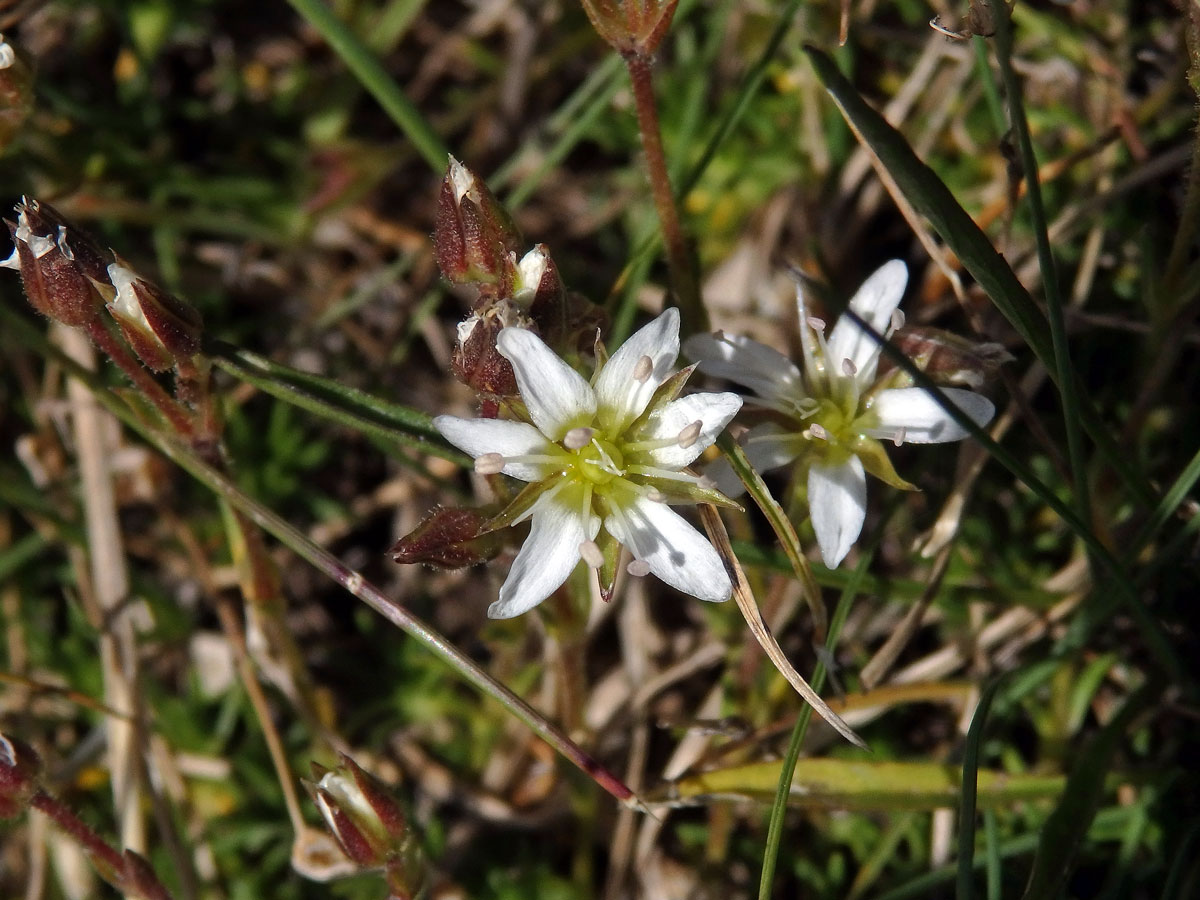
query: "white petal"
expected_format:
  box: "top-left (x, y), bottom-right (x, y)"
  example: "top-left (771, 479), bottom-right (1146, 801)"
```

top-left (433, 416), bottom-right (558, 481)
top-left (605, 497), bottom-right (730, 602)
top-left (703, 423), bottom-right (800, 497)
top-left (594, 308), bottom-right (680, 433)
top-left (682, 331), bottom-right (804, 406)
top-left (865, 387), bottom-right (995, 443)
top-left (827, 260), bottom-right (908, 383)
top-left (496, 327), bottom-right (596, 440)
top-left (808, 456), bottom-right (866, 568)
top-left (490, 495), bottom-right (591, 618)
top-left (638, 392), bottom-right (742, 469)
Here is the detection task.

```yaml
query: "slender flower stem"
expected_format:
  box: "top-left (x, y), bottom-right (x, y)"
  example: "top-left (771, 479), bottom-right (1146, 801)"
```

top-left (30, 789), bottom-right (125, 874)
top-left (84, 318), bottom-right (195, 439)
top-left (625, 52), bottom-right (705, 335)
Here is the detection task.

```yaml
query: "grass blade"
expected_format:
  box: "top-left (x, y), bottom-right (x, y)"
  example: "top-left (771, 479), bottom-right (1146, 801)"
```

top-left (958, 679), bottom-right (1003, 900)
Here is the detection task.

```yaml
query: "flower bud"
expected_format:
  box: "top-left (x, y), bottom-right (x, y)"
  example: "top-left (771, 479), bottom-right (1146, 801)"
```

top-left (2, 197), bottom-right (111, 326)
top-left (389, 505), bottom-right (505, 569)
top-left (0, 35), bottom-right (34, 153)
top-left (0, 732), bottom-right (41, 820)
top-left (305, 755), bottom-right (425, 897)
top-left (451, 299), bottom-right (527, 398)
top-left (435, 155), bottom-right (522, 297)
top-left (106, 257), bottom-right (204, 373)
top-left (581, 0), bottom-right (679, 56)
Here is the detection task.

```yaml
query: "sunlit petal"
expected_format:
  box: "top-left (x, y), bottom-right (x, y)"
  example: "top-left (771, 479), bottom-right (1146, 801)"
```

top-left (594, 308), bottom-right (680, 433)
top-left (497, 327), bottom-right (596, 440)
top-left (490, 492), bottom-right (593, 618)
top-left (827, 260), bottom-right (908, 383)
top-left (809, 456), bottom-right (867, 568)
top-left (865, 387), bottom-right (995, 443)
top-left (434, 416), bottom-right (560, 481)
top-left (639, 392), bottom-right (742, 468)
top-left (683, 331), bottom-right (803, 406)
top-left (704, 423), bottom-right (801, 497)
top-left (605, 496), bottom-right (731, 602)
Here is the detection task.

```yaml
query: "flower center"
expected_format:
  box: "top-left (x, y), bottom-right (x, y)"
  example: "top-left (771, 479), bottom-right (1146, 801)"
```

top-left (574, 437), bottom-right (625, 485)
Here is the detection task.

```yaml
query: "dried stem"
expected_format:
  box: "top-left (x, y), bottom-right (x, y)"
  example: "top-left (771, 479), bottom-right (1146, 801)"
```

top-left (624, 52), bottom-right (705, 335)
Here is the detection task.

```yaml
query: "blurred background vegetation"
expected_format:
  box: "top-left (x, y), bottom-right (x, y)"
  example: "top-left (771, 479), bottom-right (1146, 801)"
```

top-left (1, 0), bottom-right (1199, 898)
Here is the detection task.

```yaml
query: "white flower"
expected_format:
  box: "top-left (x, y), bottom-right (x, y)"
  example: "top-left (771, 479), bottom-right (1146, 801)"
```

top-left (683, 261), bottom-right (995, 569)
top-left (435, 309), bottom-right (742, 618)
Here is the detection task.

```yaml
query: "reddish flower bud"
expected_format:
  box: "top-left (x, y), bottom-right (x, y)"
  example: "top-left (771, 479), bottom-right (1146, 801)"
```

top-left (2, 197), bottom-right (111, 326)
top-left (106, 257), bottom-right (204, 373)
top-left (581, 0), bottom-right (679, 56)
top-left (882, 326), bottom-right (1012, 390)
top-left (304, 756), bottom-right (425, 897)
top-left (451, 299), bottom-right (528, 398)
top-left (0, 733), bottom-right (41, 820)
top-left (434, 156), bottom-right (522, 296)
top-left (389, 505), bottom-right (506, 569)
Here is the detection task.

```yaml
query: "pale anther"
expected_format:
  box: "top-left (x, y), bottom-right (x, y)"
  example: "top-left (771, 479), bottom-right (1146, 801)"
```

top-left (474, 452), bottom-right (506, 475)
top-left (807, 316), bottom-right (826, 332)
top-left (808, 423), bottom-right (829, 441)
top-left (893, 427), bottom-right (907, 447)
top-left (633, 355), bottom-right (654, 383)
top-left (677, 420), bottom-right (702, 449)
top-left (841, 358), bottom-right (858, 377)
top-left (627, 559), bottom-right (651, 578)
top-left (645, 488), bottom-right (666, 502)
top-left (890, 309), bottom-right (906, 331)
top-left (579, 540), bottom-right (604, 569)
top-left (563, 427), bottom-right (594, 450)
top-left (697, 474), bottom-right (717, 491)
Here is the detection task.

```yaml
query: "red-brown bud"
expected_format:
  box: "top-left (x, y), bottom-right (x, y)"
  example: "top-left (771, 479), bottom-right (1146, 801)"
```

top-left (106, 257), bottom-right (204, 373)
top-left (2, 197), bottom-right (111, 326)
top-left (434, 156), bottom-right (522, 297)
top-left (304, 755), bottom-right (425, 897)
top-left (0, 733), bottom-right (41, 820)
top-left (881, 326), bottom-right (1012, 390)
top-left (581, 0), bottom-right (679, 56)
top-left (389, 505), bottom-right (506, 569)
top-left (450, 299), bottom-right (528, 399)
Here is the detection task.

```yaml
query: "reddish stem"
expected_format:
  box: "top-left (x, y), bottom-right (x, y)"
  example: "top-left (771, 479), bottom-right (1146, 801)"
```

top-left (625, 52), bottom-right (705, 335)
top-left (31, 789), bottom-right (125, 872)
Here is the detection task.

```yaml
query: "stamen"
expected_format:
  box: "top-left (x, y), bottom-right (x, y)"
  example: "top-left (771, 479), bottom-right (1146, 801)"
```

top-left (627, 559), bottom-right (651, 578)
top-left (563, 426), bottom-right (594, 450)
top-left (697, 474), bottom-right (718, 491)
top-left (633, 355), bottom-right (654, 383)
top-left (474, 452), bottom-right (505, 475)
top-left (893, 427), bottom-right (907, 447)
top-left (807, 316), bottom-right (826, 333)
top-left (579, 540), bottom-right (604, 569)
top-left (645, 488), bottom-right (666, 502)
top-left (677, 420), bottom-right (702, 449)
top-left (807, 423), bottom-right (829, 441)
top-left (841, 358), bottom-right (858, 377)
top-left (890, 309), bottom-right (906, 331)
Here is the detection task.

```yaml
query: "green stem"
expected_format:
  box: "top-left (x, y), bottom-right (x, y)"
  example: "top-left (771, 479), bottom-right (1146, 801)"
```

top-left (285, 0), bottom-right (448, 174)
top-left (625, 52), bottom-right (705, 335)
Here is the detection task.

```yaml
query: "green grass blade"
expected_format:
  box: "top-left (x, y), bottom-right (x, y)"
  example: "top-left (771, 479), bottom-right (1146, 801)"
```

top-left (285, 0), bottom-right (448, 173)
top-left (1126, 444), bottom-right (1200, 563)
top-left (958, 680), bottom-right (1003, 900)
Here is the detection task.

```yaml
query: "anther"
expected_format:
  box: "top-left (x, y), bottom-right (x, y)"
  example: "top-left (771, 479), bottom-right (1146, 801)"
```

top-left (563, 427), bottom-right (594, 450)
top-left (633, 355), bottom-right (654, 383)
top-left (697, 474), bottom-right (718, 491)
top-left (645, 488), bottom-right (666, 502)
top-left (627, 559), bottom-right (651, 578)
top-left (893, 428), bottom-right (907, 447)
top-left (474, 452), bottom-right (506, 475)
top-left (807, 316), bottom-right (826, 333)
top-left (579, 540), bottom-right (604, 569)
top-left (807, 423), bottom-right (829, 441)
top-left (677, 420), bottom-right (702, 449)
top-left (890, 309), bottom-right (906, 331)
top-left (841, 358), bottom-right (858, 377)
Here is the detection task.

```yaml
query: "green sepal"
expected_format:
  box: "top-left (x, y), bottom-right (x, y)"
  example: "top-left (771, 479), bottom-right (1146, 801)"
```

top-left (853, 436), bottom-right (917, 490)
top-left (482, 475), bottom-right (563, 532)
top-left (596, 528), bottom-right (623, 602)
top-left (638, 474), bottom-right (744, 510)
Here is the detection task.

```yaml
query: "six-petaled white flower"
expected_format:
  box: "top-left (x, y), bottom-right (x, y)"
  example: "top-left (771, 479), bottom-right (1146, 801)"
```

top-left (683, 260), bottom-right (995, 569)
top-left (435, 309), bottom-right (742, 618)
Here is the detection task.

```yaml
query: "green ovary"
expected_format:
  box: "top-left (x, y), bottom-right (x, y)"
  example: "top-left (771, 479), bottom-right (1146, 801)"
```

top-left (575, 438), bottom-right (625, 485)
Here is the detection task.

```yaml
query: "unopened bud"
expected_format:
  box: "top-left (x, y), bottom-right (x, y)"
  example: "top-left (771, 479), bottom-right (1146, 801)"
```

top-left (107, 258), bottom-right (203, 373)
top-left (581, 0), bottom-right (679, 56)
top-left (435, 155), bottom-right (521, 296)
top-left (389, 505), bottom-right (505, 569)
top-left (2, 198), bottom-right (111, 326)
top-left (451, 301), bottom-right (525, 398)
top-left (304, 755), bottom-right (425, 895)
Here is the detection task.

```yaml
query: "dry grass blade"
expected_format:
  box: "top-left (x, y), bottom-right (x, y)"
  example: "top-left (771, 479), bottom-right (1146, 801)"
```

top-left (698, 504), bottom-right (867, 750)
